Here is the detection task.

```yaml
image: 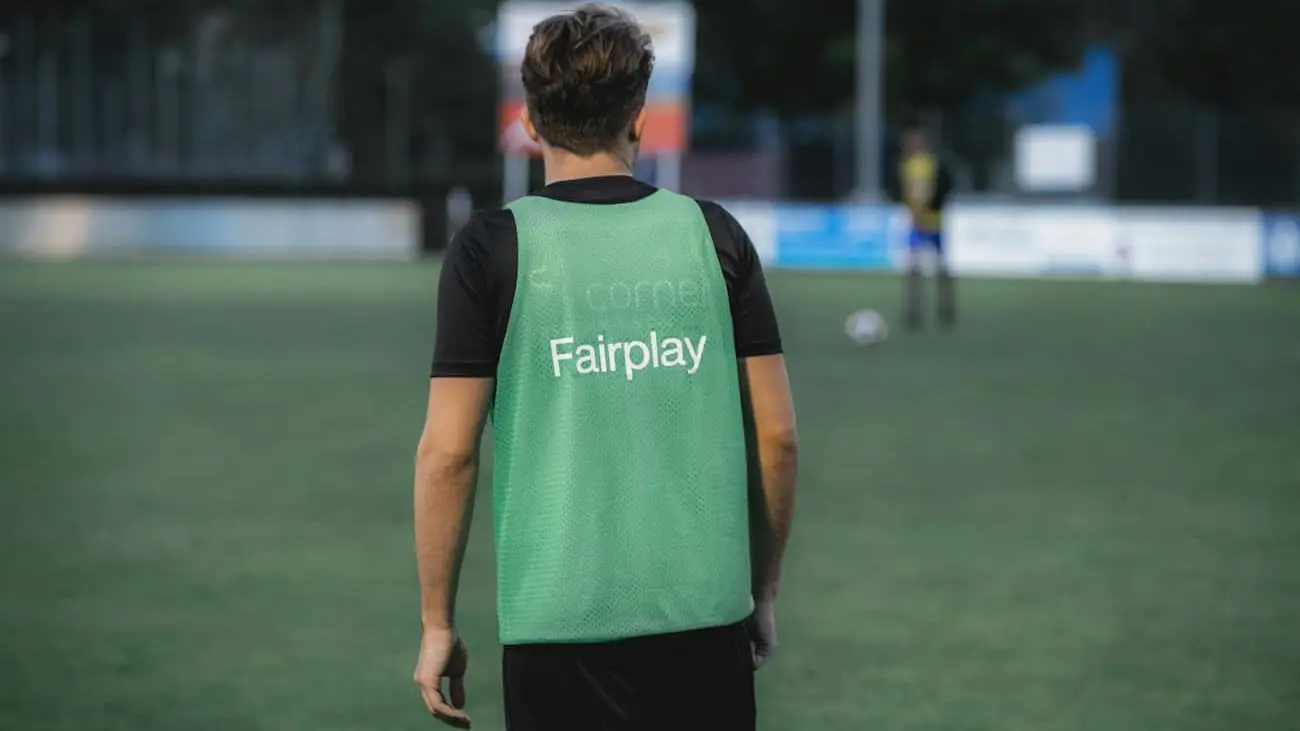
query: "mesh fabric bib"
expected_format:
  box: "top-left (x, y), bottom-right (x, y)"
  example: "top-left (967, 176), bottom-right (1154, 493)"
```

top-left (493, 189), bottom-right (753, 644)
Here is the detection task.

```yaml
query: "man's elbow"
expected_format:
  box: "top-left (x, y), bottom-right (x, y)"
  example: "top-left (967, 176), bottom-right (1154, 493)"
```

top-left (760, 426), bottom-right (799, 466)
top-left (415, 436), bottom-right (478, 477)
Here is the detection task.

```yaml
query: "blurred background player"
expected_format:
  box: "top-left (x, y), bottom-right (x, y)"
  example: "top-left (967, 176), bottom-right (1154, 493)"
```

top-left (888, 120), bottom-right (955, 330)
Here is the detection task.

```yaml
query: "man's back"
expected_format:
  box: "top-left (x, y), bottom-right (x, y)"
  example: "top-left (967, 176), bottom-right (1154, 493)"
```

top-left (424, 175), bottom-right (787, 730)
top-left (493, 187), bottom-right (752, 644)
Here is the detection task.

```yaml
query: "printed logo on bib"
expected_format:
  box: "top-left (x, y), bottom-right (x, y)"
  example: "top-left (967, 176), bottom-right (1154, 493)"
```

top-left (584, 279), bottom-right (702, 312)
top-left (550, 332), bottom-right (706, 381)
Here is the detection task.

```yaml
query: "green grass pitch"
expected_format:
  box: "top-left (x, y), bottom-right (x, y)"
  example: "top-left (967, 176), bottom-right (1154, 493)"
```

top-left (1, 262), bottom-right (1298, 731)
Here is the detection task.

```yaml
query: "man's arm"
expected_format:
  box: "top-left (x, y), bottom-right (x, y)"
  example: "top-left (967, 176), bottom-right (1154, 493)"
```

top-left (413, 377), bottom-right (493, 630)
top-left (417, 211), bottom-right (508, 627)
top-left (741, 355), bottom-right (799, 602)
top-left (696, 199), bottom-right (797, 601)
top-left (413, 210), bottom-right (512, 727)
top-left (697, 199), bottom-right (798, 667)
top-left (412, 377), bottom-right (491, 728)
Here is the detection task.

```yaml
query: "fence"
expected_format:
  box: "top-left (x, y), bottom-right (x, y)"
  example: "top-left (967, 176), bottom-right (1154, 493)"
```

top-left (0, 2), bottom-right (426, 187)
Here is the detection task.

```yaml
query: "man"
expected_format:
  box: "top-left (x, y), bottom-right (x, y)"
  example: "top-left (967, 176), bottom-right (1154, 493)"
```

top-left (411, 5), bottom-right (799, 730)
top-left (889, 120), bottom-right (956, 329)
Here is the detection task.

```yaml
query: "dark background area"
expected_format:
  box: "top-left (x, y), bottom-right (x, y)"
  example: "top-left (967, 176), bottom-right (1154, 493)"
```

top-left (0, 0), bottom-right (1296, 222)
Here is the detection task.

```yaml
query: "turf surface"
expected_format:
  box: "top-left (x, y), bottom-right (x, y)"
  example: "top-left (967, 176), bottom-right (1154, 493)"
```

top-left (1, 262), bottom-right (1298, 731)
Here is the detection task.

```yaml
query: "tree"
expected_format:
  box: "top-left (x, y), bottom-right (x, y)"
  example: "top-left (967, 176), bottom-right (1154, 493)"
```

top-left (693, 0), bottom-right (854, 117)
top-left (336, 0), bottom-right (498, 186)
top-left (886, 0), bottom-right (1090, 111)
top-left (1152, 0), bottom-right (1300, 109)
top-left (694, 0), bottom-right (1092, 117)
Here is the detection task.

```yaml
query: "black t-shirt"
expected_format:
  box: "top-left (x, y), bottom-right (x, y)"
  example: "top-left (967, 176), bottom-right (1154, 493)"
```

top-left (431, 176), bottom-right (783, 378)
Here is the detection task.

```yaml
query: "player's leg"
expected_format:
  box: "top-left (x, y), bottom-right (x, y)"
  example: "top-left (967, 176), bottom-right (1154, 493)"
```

top-left (903, 229), bottom-right (925, 330)
top-left (933, 230), bottom-right (956, 326)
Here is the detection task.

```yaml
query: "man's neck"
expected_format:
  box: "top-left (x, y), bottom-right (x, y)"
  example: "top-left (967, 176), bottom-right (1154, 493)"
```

top-left (543, 151), bottom-right (634, 185)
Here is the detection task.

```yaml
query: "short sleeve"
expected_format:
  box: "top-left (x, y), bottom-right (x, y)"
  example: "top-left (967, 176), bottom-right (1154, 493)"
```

top-left (430, 210), bottom-right (517, 378)
top-left (697, 201), bottom-right (784, 358)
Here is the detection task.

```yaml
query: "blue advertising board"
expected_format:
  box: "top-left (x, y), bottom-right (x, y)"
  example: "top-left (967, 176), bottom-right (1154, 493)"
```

top-left (772, 204), bottom-right (903, 270)
top-left (1263, 215), bottom-right (1300, 278)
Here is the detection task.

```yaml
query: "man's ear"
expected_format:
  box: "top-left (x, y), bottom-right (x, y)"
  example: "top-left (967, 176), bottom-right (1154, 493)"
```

top-left (629, 107), bottom-right (649, 143)
top-left (521, 107), bottom-right (540, 143)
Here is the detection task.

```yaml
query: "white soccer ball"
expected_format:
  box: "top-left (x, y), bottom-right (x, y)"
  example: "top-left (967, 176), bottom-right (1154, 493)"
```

top-left (845, 309), bottom-right (889, 346)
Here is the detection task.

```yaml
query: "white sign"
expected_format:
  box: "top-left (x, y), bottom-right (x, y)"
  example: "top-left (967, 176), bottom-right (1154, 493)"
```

top-left (948, 205), bottom-right (1121, 278)
top-left (1114, 208), bottom-right (1261, 283)
top-left (496, 1), bottom-right (695, 69)
top-left (1014, 125), bottom-right (1097, 192)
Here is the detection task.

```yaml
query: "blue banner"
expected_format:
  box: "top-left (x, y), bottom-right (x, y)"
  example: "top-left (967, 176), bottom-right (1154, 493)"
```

top-left (772, 204), bottom-right (902, 270)
top-left (1263, 215), bottom-right (1300, 278)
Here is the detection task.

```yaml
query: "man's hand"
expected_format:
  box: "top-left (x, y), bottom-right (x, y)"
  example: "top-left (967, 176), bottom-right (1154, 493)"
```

top-left (413, 628), bottom-right (471, 728)
top-left (749, 599), bottom-right (777, 669)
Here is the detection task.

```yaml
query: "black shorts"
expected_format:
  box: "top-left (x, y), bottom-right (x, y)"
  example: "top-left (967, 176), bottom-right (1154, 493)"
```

top-left (502, 621), bottom-right (756, 731)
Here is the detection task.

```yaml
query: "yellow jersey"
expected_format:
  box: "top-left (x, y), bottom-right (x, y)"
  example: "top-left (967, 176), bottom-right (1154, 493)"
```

top-left (900, 152), bottom-right (942, 233)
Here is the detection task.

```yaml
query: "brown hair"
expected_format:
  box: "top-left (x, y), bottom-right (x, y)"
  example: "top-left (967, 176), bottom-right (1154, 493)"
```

top-left (521, 4), bottom-right (655, 156)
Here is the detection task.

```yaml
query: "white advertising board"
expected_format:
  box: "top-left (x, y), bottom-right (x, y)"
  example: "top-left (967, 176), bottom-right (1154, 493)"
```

top-left (1113, 208), bottom-right (1262, 283)
top-left (0, 197), bottom-right (420, 260)
top-left (947, 205), bottom-right (1121, 278)
top-left (949, 204), bottom-right (1263, 283)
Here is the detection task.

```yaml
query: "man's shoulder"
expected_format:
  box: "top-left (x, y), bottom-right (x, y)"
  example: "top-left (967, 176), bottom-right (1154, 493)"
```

top-left (450, 208), bottom-right (517, 254)
top-left (689, 198), bottom-right (750, 253)
top-left (691, 196), bottom-right (731, 221)
top-left (462, 207), bottom-right (517, 235)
